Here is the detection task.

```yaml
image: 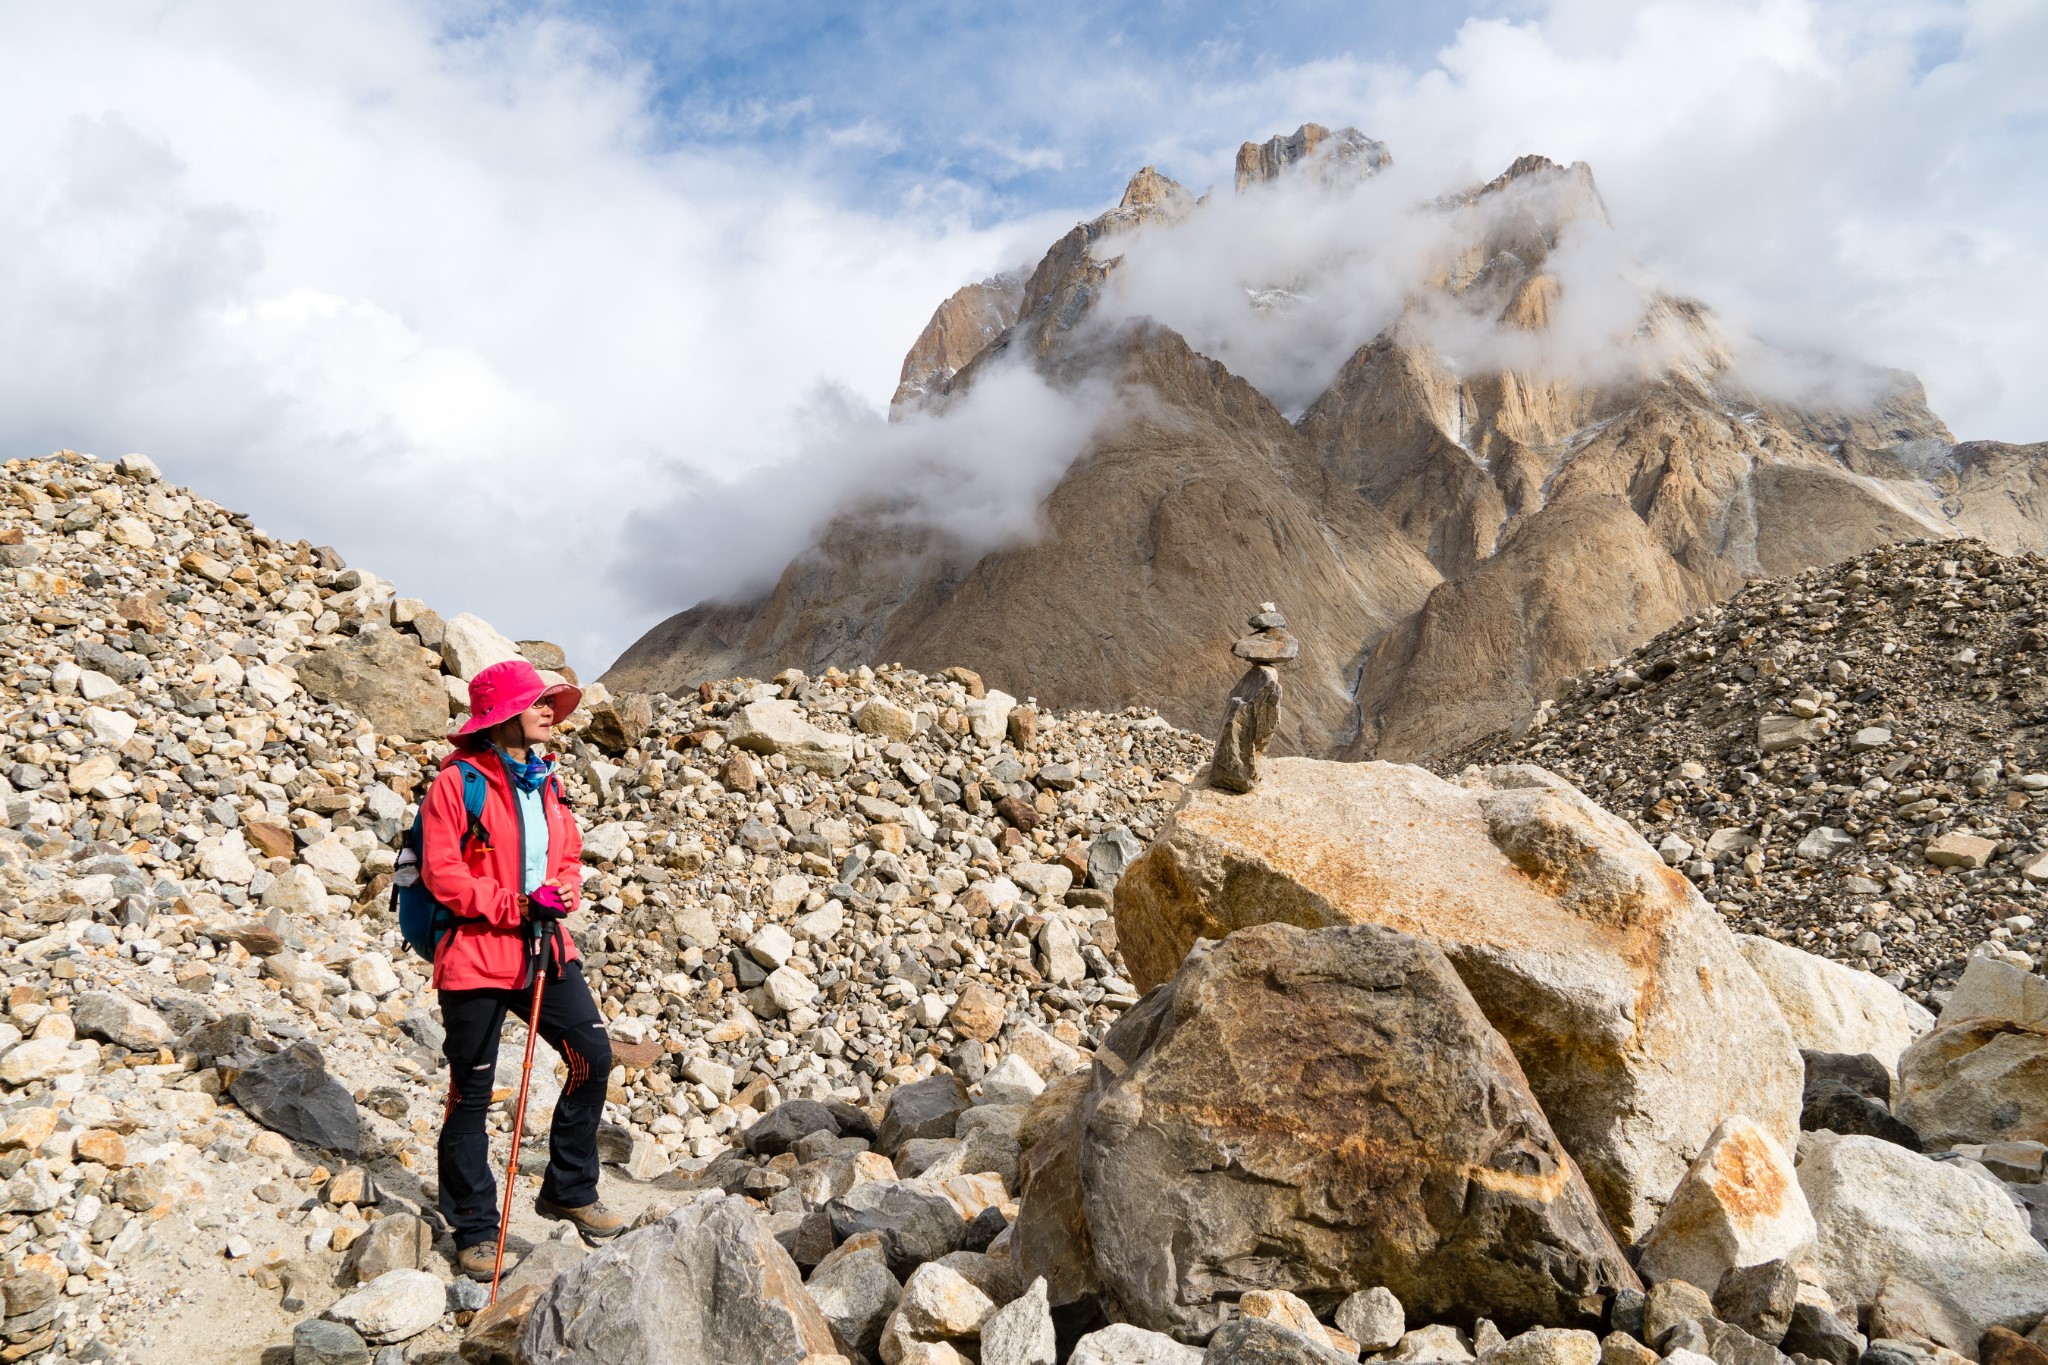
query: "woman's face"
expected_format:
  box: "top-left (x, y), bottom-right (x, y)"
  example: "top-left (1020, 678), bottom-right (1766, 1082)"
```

top-left (497, 700), bottom-right (555, 749)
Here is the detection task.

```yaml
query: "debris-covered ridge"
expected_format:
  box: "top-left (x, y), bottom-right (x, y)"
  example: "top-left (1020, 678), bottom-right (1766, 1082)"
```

top-left (1454, 536), bottom-right (2048, 1006)
top-left (0, 449), bottom-right (1209, 1362)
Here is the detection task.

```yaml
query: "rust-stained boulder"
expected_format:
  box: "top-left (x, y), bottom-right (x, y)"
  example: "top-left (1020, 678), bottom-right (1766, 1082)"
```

top-left (1896, 956), bottom-right (2048, 1148)
top-left (1633, 1116), bottom-right (1815, 1292)
top-left (521, 1194), bottom-right (839, 1365)
top-left (1111, 758), bottom-right (1802, 1243)
top-left (1013, 921), bottom-right (1638, 1341)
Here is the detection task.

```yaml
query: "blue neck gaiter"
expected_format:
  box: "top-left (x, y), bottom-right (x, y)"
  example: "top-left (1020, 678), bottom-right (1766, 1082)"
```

top-left (498, 747), bottom-right (555, 794)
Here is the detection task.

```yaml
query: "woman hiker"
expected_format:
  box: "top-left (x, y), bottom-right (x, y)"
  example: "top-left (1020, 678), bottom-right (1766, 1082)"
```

top-left (419, 657), bottom-right (624, 1279)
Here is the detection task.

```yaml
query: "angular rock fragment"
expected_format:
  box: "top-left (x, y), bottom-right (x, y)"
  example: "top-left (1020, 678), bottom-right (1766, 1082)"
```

top-left (227, 1040), bottom-right (362, 1154)
top-left (1634, 1116), bottom-right (1815, 1295)
top-left (1016, 921), bottom-right (1637, 1339)
top-left (1796, 1131), bottom-right (2048, 1337)
top-left (521, 1195), bottom-right (838, 1364)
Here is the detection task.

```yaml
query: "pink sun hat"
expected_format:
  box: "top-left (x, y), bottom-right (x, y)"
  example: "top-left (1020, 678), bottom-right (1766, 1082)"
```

top-left (449, 658), bottom-right (583, 742)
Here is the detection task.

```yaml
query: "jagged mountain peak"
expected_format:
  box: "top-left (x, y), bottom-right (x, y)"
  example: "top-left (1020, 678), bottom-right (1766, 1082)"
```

top-left (1234, 122), bottom-right (1391, 193)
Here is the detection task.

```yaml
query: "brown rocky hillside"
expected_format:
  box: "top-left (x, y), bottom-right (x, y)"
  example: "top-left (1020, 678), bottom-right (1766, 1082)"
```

top-left (607, 124), bottom-right (2048, 764)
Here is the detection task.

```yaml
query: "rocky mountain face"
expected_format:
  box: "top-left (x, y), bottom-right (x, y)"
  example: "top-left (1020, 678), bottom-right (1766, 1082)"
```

top-left (607, 125), bottom-right (2047, 764)
top-left (8, 450), bottom-right (2048, 1364)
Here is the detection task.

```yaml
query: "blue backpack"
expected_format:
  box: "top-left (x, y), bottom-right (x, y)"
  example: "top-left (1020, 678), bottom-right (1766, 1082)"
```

top-left (393, 761), bottom-right (492, 961)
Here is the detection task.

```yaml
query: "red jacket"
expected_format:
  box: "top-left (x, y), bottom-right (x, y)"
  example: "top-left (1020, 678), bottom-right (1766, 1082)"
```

top-left (419, 747), bottom-right (585, 991)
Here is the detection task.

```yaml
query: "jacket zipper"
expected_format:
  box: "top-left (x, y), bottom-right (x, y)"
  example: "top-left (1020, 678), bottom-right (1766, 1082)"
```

top-left (496, 749), bottom-right (538, 988)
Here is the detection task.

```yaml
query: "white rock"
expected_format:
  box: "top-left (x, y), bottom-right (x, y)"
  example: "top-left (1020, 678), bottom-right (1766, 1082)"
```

top-left (1797, 1130), bottom-right (2048, 1336)
top-left (85, 708), bottom-right (136, 747)
top-left (1850, 726), bottom-right (1893, 752)
top-left (768, 874), bottom-right (810, 916)
top-left (117, 452), bottom-right (161, 480)
top-left (78, 670), bottom-right (124, 702)
top-left (682, 1057), bottom-right (734, 1101)
top-left (746, 925), bottom-right (795, 970)
top-left (196, 832), bottom-right (256, 886)
top-left (726, 700), bottom-right (854, 777)
top-left (323, 1267), bottom-right (446, 1343)
top-left (1385, 1324), bottom-right (1475, 1362)
top-left (1336, 1286), bottom-right (1405, 1352)
top-left (763, 967), bottom-right (818, 1014)
top-left (1013, 863), bottom-right (1073, 900)
top-left (892, 1261), bottom-right (993, 1340)
top-left (976, 1055), bottom-right (1044, 1107)
top-left (1069, 1323), bottom-right (1203, 1365)
top-left (1934, 953), bottom-right (2048, 1030)
top-left (0, 1038), bottom-right (74, 1085)
top-left (348, 954), bottom-right (401, 999)
top-left (243, 663), bottom-right (294, 704)
top-left (439, 612), bottom-right (524, 680)
top-left (794, 900), bottom-right (845, 942)
top-left (582, 822), bottom-right (630, 864)
top-left (263, 864), bottom-right (329, 919)
top-left (1035, 916), bottom-right (1085, 987)
top-left (1635, 1115), bottom-right (1815, 1292)
top-left (979, 1276), bottom-right (1056, 1365)
top-left (301, 836), bottom-right (362, 892)
top-left (965, 690), bottom-right (1016, 744)
top-left (108, 516), bottom-right (155, 548)
top-left (1794, 827), bottom-right (1854, 860)
top-left (1737, 935), bottom-right (1934, 1070)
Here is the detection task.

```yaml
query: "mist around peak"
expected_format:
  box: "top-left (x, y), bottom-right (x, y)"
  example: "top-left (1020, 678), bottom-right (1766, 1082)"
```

top-left (612, 354), bottom-right (1124, 616)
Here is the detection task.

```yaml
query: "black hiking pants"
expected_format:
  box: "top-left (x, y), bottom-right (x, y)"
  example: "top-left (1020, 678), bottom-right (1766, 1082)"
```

top-left (436, 954), bottom-right (612, 1249)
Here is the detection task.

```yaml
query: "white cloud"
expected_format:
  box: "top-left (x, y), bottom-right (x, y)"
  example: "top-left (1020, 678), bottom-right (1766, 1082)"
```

top-left (615, 357), bottom-right (1123, 614)
top-left (1132, 0), bottom-right (2046, 438)
top-left (0, 3), bottom-right (1070, 669)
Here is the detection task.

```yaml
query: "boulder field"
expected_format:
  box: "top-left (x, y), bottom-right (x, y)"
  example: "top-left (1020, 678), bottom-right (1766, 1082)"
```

top-left (4, 448), bottom-right (2048, 1364)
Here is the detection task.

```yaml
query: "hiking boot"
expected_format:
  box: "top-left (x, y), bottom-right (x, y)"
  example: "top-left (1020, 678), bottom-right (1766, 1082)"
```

top-left (457, 1241), bottom-right (522, 1281)
top-left (534, 1196), bottom-right (626, 1240)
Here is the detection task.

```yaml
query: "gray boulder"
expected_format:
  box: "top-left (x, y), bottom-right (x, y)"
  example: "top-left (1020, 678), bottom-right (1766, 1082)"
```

top-left (1203, 1317), bottom-right (1352, 1364)
top-left (70, 990), bottom-right (172, 1051)
top-left (878, 1071), bottom-right (970, 1157)
top-left (228, 1041), bottom-right (361, 1154)
top-left (297, 627), bottom-right (449, 741)
top-left (521, 1195), bottom-right (839, 1364)
top-left (826, 1179), bottom-right (965, 1276)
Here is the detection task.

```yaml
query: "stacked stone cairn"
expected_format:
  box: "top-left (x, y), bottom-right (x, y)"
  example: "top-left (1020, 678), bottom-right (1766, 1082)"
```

top-left (1209, 604), bottom-right (1296, 794)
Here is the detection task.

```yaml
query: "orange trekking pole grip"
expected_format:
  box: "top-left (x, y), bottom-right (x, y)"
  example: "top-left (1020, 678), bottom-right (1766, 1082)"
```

top-left (488, 921), bottom-right (553, 1305)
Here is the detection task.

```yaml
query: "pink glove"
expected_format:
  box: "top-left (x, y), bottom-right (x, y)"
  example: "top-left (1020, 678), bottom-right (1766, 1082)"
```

top-left (527, 885), bottom-right (570, 921)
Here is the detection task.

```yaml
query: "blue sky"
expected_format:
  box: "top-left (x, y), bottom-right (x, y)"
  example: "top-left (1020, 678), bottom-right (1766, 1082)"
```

top-left (0, 1), bottom-right (2040, 670)
top-left (539, 0), bottom-right (1502, 217)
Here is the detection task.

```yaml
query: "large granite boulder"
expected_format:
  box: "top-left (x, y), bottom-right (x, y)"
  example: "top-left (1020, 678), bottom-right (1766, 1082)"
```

top-left (1895, 956), bottom-right (2048, 1148)
top-left (1736, 935), bottom-right (1933, 1071)
top-left (1013, 921), bottom-right (1637, 1341)
top-left (297, 626), bottom-right (450, 741)
top-left (1112, 758), bottom-right (1802, 1242)
top-left (520, 1195), bottom-right (840, 1364)
top-left (1795, 1131), bottom-right (2048, 1339)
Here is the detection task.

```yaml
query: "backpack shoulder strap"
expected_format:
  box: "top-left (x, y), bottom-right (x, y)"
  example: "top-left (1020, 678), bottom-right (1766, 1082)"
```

top-left (454, 761), bottom-right (494, 852)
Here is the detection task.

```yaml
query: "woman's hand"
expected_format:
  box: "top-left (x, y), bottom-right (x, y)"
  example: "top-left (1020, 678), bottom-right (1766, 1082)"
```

top-left (526, 884), bottom-right (570, 921)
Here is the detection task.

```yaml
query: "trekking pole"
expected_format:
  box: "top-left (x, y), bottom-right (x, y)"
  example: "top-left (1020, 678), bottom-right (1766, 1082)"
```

top-left (488, 921), bottom-right (552, 1305)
